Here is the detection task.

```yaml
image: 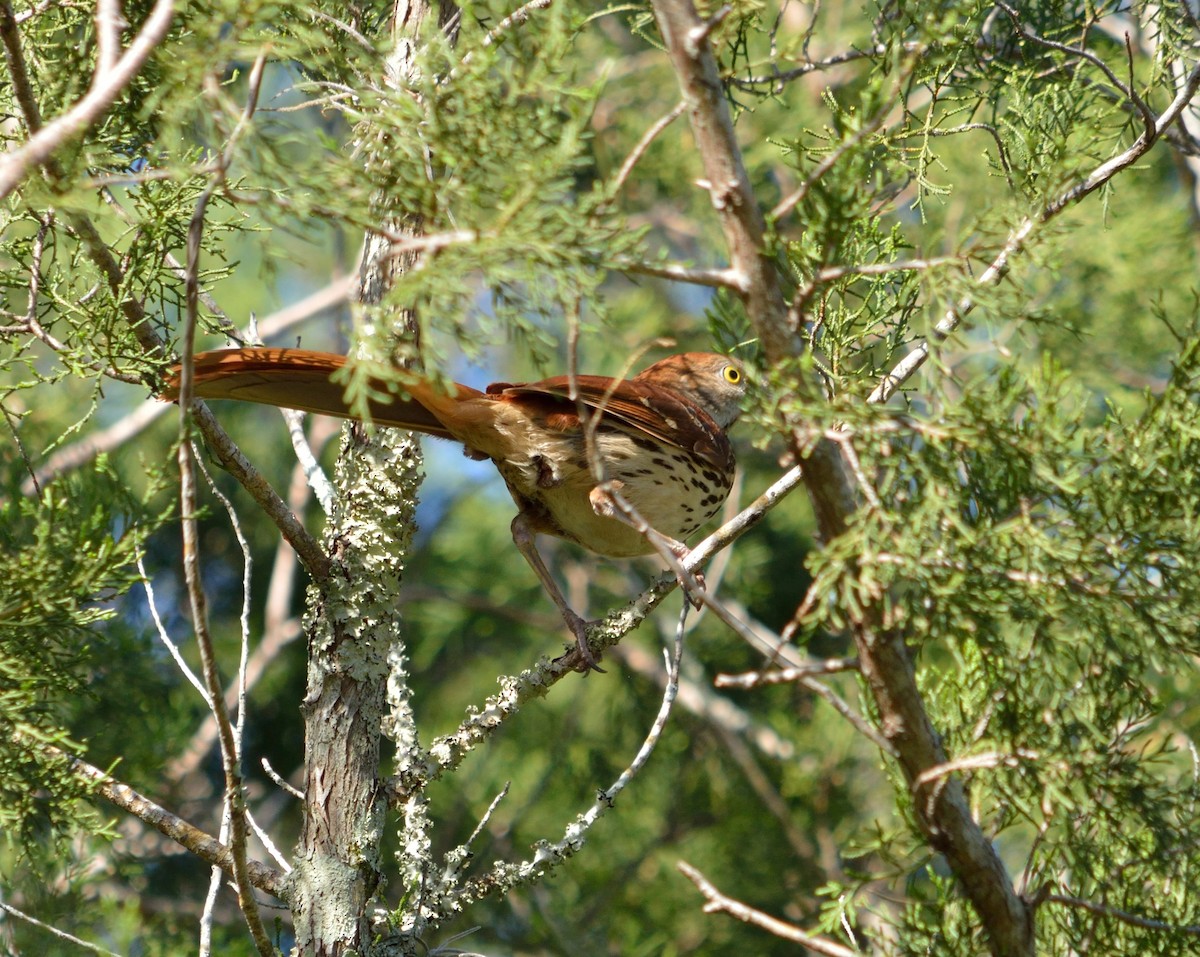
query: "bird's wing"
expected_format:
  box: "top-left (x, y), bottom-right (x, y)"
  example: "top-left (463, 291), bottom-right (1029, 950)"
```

top-left (493, 375), bottom-right (733, 472)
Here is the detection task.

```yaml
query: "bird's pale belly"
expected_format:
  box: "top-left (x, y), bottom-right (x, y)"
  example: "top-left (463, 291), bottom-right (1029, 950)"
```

top-left (494, 430), bottom-right (732, 558)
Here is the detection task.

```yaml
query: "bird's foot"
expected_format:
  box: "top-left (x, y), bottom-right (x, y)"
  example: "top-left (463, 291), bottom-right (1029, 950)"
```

top-left (556, 610), bottom-right (606, 674)
top-left (666, 540), bottom-right (706, 610)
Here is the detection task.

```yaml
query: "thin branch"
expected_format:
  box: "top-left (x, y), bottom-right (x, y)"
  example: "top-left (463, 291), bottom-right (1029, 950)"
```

top-left (1043, 894), bottom-right (1200, 935)
top-left (281, 408), bottom-right (334, 514)
top-left (559, 462), bottom-right (808, 671)
top-left (901, 122), bottom-right (1014, 189)
top-left (0, 0), bottom-right (177, 200)
top-left (53, 746), bottom-right (285, 899)
top-left (449, 605), bottom-right (688, 910)
top-left (262, 757), bottom-right (304, 800)
top-left (610, 101), bottom-right (686, 196)
top-left (378, 227), bottom-right (479, 259)
top-left (93, 0), bottom-right (124, 76)
top-left (166, 434), bottom-right (322, 786)
top-left (617, 640), bottom-right (798, 763)
top-left (729, 43), bottom-right (923, 91)
top-left (12, 0), bottom-right (54, 24)
top-left (811, 257), bottom-right (963, 284)
top-left (869, 57), bottom-right (1200, 404)
top-left (480, 0), bottom-right (554, 48)
top-left (137, 555), bottom-right (211, 704)
top-left (176, 55), bottom-right (273, 956)
top-left (450, 0), bottom-right (556, 77)
top-left (677, 861), bottom-right (859, 956)
top-left (307, 7), bottom-right (375, 52)
top-left (619, 258), bottom-right (748, 290)
top-left (912, 750), bottom-right (1040, 820)
top-left (715, 657), bottom-right (860, 688)
top-left (0, 901), bottom-right (123, 957)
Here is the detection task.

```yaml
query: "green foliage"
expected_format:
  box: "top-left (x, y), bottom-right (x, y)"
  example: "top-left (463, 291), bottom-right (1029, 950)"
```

top-left (0, 456), bottom-right (165, 852)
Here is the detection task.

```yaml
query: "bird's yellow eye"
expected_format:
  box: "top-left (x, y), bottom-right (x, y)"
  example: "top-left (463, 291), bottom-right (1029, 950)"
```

top-left (723, 365), bottom-right (742, 384)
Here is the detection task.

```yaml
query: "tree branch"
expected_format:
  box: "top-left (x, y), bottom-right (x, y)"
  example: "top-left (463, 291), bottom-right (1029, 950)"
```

top-left (177, 80), bottom-right (273, 952)
top-left (619, 258), bottom-right (748, 290)
top-left (55, 747), bottom-right (286, 900)
top-left (0, 901), bottom-right (123, 957)
top-left (715, 657), bottom-right (861, 687)
top-left (0, 0), bottom-right (177, 200)
top-left (450, 612), bottom-right (687, 911)
top-left (1042, 893), bottom-right (1200, 935)
top-left (677, 861), bottom-right (859, 955)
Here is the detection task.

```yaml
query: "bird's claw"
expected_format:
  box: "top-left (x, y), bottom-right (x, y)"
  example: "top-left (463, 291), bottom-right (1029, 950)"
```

top-left (557, 612), bottom-right (606, 674)
top-left (667, 542), bottom-right (706, 610)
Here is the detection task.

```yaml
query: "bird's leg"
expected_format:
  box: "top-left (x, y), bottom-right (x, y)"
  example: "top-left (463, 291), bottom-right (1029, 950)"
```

top-left (510, 512), bottom-right (605, 673)
top-left (588, 484), bottom-right (707, 606)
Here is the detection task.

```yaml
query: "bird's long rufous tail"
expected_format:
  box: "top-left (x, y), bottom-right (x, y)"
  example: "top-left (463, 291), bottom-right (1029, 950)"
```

top-left (161, 347), bottom-right (482, 439)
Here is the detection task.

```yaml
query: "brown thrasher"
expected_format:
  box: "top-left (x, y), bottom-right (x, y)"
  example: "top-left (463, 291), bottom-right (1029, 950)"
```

top-left (164, 348), bottom-right (746, 669)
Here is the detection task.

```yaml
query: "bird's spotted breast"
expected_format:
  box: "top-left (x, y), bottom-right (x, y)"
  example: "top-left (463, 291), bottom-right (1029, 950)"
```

top-left (607, 434), bottom-right (734, 542)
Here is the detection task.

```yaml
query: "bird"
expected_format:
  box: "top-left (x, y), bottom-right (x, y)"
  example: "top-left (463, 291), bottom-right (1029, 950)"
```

top-left (163, 348), bottom-right (746, 670)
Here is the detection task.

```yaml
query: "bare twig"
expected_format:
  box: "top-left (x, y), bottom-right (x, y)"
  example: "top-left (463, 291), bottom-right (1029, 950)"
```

top-left (616, 641), bottom-right (798, 762)
top-left (175, 53), bottom-right (273, 957)
top-left (138, 555), bottom-right (211, 703)
top-left (449, 605), bottom-right (688, 909)
top-left (619, 258), bottom-right (748, 290)
top-left (651, 0), bottom-right (796, 360)
top-left (11, 0), bottom-right (53, 24)
top-left (281, 408), bottom-right (335, 513)
top-left (93, 0), bottom-right (124, 76)
top-left (677, 861), bottom-right (859, 956)
top-left (729, 43), bottom-right (922, 92)
top-left (0, 901), bottom-right (123, 957)
top-left (480, 0), bottom-right (554, 48)
top-left (450, 0), bottom-right (556, 77)
top-left (262, 757), bottom-right (304, 799)
top-left (610, 101), bottom-right (686, 196)
top-left (715, 657), bottom-right (860, 688)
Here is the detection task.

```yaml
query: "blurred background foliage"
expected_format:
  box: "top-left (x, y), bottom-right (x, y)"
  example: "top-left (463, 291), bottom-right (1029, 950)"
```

top-left (2, 0), bottom-right (1199, 952)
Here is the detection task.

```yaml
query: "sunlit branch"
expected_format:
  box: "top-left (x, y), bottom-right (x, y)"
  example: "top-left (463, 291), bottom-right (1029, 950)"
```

top-left (677, 861), bottom-right (859, 955)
